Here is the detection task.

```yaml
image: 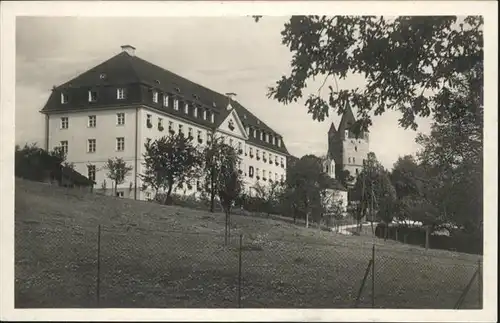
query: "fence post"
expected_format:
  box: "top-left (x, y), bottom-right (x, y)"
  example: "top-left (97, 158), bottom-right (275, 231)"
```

top-left (371, 244), bottom-right (375, 308)
top-left (96, 224), bottom-right (101, 307)
top-left (477, 259), bottom-right (482, 308)
top-left (238, 234), bottom-right (243, 308)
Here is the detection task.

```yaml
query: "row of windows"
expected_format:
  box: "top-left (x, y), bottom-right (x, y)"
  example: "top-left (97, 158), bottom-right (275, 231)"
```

top-left (146, 116), bottom-right (286, 168)
top-left (150, 92), bottom-right (217, 123)
top-left (61, 88), bottom-right (126, 104)
top-left (60, 113), bottom-right (125, 129)
top-left (246, 166), bottom-right (285, 182)
top-left (58, 137), bottom-right (125, 155)
top-left (244, 125), bottom-right (282, 148)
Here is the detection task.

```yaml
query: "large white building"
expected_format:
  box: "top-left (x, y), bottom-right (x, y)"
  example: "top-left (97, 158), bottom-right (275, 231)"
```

top-left (40, 45), bottom-right (290, 201)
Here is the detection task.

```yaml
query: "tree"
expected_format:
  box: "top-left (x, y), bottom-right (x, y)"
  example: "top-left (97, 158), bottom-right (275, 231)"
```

top-left (321, 189), bottom-right (345, 229)
top-left (218, 159), bottom-right (243, 245)
top-left (415, 66), bottom-right (483, 234)
top-left (258, 16), bottom-right (483, 134)
top-left (140, 133), bottom-right (201, 205)
top-left (15, 143), bottom-right (69, 183)
top-left (253, 180), bottom-right (283, 217)
top-left (103, 157), bottom-right (133, 196)
top-left (286, 154), bottom-right (330, 228)
top-left (390, 155), bottom-right (426, 200)
top-left (202, 131), bottom-right (243, 213)
top-left (351, 152), bottom-right (397, 234)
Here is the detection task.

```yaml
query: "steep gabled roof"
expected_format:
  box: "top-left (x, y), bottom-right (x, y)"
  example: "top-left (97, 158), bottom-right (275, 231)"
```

top-left (338, 101), bottom-right (356, 133)
top-left (328, 122), bottom-right (337, 134)
top-left (44, 50), bottom-right (289, 155)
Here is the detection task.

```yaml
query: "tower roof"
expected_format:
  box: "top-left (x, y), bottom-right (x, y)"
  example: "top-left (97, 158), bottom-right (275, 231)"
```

top-left (338, 101), bottom-right (356, 132)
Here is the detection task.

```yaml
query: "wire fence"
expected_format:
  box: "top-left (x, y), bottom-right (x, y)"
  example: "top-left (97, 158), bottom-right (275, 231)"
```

top-left (15, 225), bottom-right (482, 309)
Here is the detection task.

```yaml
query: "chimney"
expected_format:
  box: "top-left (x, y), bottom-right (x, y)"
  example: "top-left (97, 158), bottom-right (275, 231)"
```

top-left (121, 45), bottom-right (136, 56)
top-left (225, 92), bottom-right (237, 110)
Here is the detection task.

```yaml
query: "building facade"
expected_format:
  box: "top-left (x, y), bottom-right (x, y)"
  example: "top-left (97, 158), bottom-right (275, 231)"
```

top-left (326, 104), bottom-right (370, 186)
top-left (40, 45), bottom-right (290, 201)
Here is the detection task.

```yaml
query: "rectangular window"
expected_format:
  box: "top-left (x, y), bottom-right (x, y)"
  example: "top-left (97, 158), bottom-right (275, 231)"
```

top-left (188, 127), bottom-right (193, 138)
top-left (88, 90), bottom-right (97, 102)
top-left (88, 115), bottom-right (96, 128)
top-left (260, 132), bottom-right (263, 141)
top-left (87, 165), bottom-right (96, 182)
top-left (197, 130), bottom-right (202, 143)
top-left (61, 93), bottom-right (68, 104)
top-left (353, 157), bottom-right (356, 163)
top-left (146, 114), bottom-right (152, 127)
top-left (207, 132), bottom-right (212, 144)
top-left (178, 124), bottom-right (183, 135)
top-left (253, 130), bottom-right (257, 139)
top-left (194, 107), bottom-right (198, 118)
top-left (116, 137), bottom-right (125, 151)
top-left (203, 109), bottom-right (208, 120)
top-left (87, 139), bottom-right (96, 153)
top-left (168, 121), bottom-right (174, 132)
top-left (152, 90), bottom-right (158, 103)
top-left (117, 88), bottom-right (125, 100)
top-left (174, 99), bottom-right (179, 110)
top-left (60, 117), bottom-right (69, 129)
top-left (210, 112), bottom-right (215, 123)
top-left (272, 136), bottom-right (276, 145)
top-left (60, 141), bottom-right (68, 154)
top-left (163, 94), bottom-right (169, 107)
top-left (158, 117), bottom-right (163, 128)
top-left (277, 138), bottom-right (281, 147)
top-left (117, 113), bottom-right (125, 125)
top-left (229, 138), bottom-right (233, 146)
top-left (245, 126), bottom-right (249, 136)
top-left (184, 102), bottom-right (189, 114)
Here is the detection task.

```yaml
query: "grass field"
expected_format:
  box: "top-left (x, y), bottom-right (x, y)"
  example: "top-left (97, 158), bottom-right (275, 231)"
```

top-left (15, 178), bottom-right (482, 308)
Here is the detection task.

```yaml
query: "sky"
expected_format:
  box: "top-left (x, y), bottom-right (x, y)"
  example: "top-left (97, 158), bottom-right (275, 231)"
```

top-left (15, 16), bottom-right (432, 170)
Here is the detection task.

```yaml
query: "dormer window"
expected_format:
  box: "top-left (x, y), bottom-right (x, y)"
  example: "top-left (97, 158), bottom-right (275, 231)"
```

top-left (210, 112), bottom-right (215, 123)
top-left (163, 94), bottom-right (169, 107)
top-left (173, 99), bottom-right (179, 111)
top-left (203, 109), bottom-right (207, 120)
top-left (152, 91), bottom-right (158, 103)
top-left (184, 102), bottom-right (189, 114)
top-left (117, 88), bottom-right (125, 100)
top-left (194, 107), bottom-right (198, 118)
top-left (254, 130), bottom-right (258, 139)
top-left (345, 129), bottom-right (349, 138)
top-left (277, 138), bottom-right (282, 148)
top-left (260, 131), bottom-right (263, 141)
top-left (245, 126), bottom-right (249, 136)
top-left (88, 90), bottom-right (97, 102)
top-left (61, 93), bottom-right (68, 104)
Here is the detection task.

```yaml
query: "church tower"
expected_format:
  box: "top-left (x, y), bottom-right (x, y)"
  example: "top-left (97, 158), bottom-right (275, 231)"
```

top-left (327, 103), bottom-right (369, 186)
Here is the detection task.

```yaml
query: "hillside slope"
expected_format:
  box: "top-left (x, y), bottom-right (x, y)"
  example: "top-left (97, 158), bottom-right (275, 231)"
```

top-left (15, 179), bottom-right (481, 308)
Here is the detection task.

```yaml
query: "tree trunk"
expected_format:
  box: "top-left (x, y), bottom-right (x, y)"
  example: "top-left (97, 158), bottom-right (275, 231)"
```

top-left (164, 184), bottom-right (173, 205)
top-left (210, 170), bottom-right (215, 213)
top-left (425, 225), bottom-right (430, 250)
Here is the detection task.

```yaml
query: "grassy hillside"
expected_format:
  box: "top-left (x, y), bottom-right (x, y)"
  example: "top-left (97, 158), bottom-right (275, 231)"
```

top-left (15, 179), bottom-right (482, 308)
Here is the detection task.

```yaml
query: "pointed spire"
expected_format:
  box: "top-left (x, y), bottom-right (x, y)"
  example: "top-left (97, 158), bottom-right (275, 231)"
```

top-left (339, 101), bottom-right (356, 132)
top-left (328, 122), bottom-right (337, 134)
